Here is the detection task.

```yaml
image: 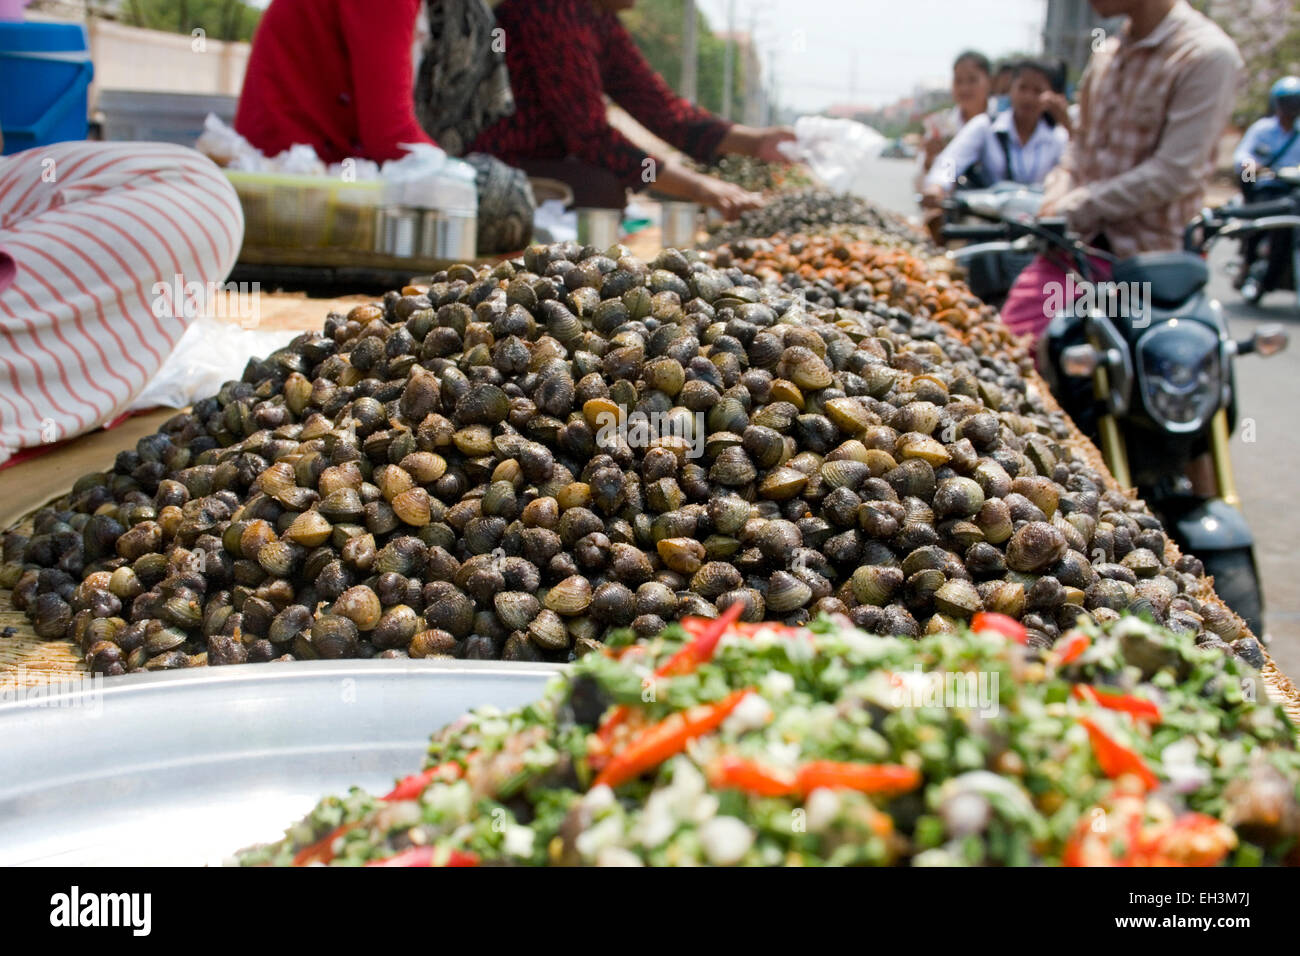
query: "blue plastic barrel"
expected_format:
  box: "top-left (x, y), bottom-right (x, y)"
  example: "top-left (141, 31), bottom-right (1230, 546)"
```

top-left (0, 22), bottom-right (94, 156)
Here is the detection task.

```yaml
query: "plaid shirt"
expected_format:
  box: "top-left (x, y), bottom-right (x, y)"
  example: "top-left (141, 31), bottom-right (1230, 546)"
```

top-left (1044, 1), bottom-right (1242, 257)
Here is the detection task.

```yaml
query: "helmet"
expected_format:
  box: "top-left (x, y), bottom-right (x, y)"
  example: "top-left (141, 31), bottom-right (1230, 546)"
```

top-left (1270, 76), bottom-right (1300, 113)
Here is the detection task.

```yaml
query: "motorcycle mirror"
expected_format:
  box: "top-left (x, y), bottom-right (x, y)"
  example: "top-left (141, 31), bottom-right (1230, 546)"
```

top-left (1252, 325), bottom-right (1289, 357)
top-left (1061, 344), bottom-right (1099, 377)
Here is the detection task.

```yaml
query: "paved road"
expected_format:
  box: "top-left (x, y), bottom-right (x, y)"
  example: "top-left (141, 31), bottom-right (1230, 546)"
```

top-left (856, 157), bottom-right (1300, 676)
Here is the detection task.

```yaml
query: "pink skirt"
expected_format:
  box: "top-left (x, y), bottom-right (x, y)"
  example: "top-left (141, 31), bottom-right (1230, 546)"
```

top-left (1000, 252), bottom-right (1114, 342)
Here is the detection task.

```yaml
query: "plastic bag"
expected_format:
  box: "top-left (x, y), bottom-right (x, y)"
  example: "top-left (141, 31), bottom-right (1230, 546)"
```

top-left (195, 113), bottom-right (264, 170)
top-left (382, 144), bottom-right (478, 214)
top-left (275, 144), bottom-right (327, 177)
top-left (532, 199), bottom-right (577, 243)
top-left (328, 157), bottom-right (381, 181)
top-left (129, 317), bottom-right (300, 412)
top-left (197, 117), bottom-right (474, 195)
top-left (381, 143), bottom-right (447, 206)
top-left (779, 115), bottom-right (887, 199)
top-left (197, 114), bottom-right (382, 179)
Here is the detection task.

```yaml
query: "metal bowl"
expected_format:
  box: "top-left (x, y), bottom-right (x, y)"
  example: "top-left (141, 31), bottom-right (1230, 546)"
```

top-left (0, 660), bottom-right (559, 866)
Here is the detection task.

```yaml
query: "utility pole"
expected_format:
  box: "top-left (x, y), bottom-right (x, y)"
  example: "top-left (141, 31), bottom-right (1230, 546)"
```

top-left (721, 0), bottom-right (736, 120)
top-left (681, 0), bottom-right (698, 104)
top-left (767, 47), bottom-right (779, 125)
top-left (745, 8), bottom-right (759, 124)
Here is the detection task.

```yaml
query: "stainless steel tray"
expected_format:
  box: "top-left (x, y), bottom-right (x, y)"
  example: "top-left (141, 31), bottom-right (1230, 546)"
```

top-left (0, 660), bottom-right (560, 866)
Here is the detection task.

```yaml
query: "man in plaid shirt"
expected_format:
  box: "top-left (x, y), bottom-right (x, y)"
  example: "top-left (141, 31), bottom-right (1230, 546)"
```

top-left (1001, 0), bottom-right (1243, 340)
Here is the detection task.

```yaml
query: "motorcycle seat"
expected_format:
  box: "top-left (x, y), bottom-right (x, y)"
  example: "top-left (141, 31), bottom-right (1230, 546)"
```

top-left (1110, 253), bottom-right (1208, 309)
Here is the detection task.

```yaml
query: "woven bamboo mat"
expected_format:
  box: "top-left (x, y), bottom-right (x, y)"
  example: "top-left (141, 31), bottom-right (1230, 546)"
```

top-left (0, 588), bottom-right (83, 689)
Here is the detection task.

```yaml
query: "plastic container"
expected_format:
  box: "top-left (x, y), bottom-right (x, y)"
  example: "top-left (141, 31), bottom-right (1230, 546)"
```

top-left (0, 21), bottom-right (93, 155)
top-left (381, 154), bottom-right (478, 259)
top-left (229, 148), bottom-right (477, 264)
top-left (224, 170), bottom-right (383, 251)
top-left (98, 90), bottom-right (238, 147)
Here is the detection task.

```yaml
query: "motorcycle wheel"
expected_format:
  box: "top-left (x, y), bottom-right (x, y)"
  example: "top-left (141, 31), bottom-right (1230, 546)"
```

top-left (1199, 547), bottom-right (1265, 639)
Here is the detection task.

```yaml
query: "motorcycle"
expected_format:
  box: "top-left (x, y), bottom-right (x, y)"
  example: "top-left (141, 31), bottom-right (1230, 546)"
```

top-left (940, 211), bottom-right (1294, 637)
top-left (938, 183), bottom-right (1043, 308)
top-left (1227, 165), bottom-right (1300, 308)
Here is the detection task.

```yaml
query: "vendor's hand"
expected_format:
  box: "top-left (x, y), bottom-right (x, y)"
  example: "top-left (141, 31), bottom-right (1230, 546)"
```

top-left (1040, 185), bottom-right (1089, 223)
top-left (695, 175), bottom-right (763, 220)
top-left (919, 184), bottom-right (947, 211)
top-left (719, 125), bottom-right (797, 163)
top-left (1039, 191), bottom-right (1072, 218)
top-left (750, 126), bottom-right (797, 163)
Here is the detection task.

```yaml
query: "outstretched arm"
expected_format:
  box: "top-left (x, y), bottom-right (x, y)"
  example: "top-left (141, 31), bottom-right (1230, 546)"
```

top-left (599, 14), bottom-right (733, 164)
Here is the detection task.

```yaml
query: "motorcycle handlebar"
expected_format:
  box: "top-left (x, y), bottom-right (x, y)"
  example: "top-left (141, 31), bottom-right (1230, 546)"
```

top-left (1217, 198), bottom-right (1296, 220)
top-left (942, 224), bottom-right (1014, 242)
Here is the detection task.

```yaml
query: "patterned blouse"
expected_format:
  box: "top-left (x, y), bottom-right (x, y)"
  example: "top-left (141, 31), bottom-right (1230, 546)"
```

top-left (470, 0), bottom-right (733, 188)
top-left (1044, 0), bottom-right (1242, 257)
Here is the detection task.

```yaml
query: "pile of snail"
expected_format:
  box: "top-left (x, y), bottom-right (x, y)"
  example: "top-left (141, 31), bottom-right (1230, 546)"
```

top-left (698, 155), bottom-right (815, 195)
top-left (703, 189), bottom-right (926, 251)
top-left (716, 233), bottom-right (1029, 363)
top-left (0, 241), bottom-right (1260, 676)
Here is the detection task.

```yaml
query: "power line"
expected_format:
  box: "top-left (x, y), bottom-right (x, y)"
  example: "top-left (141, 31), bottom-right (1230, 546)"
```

top-left (720, 0), bottom-right (736, 120)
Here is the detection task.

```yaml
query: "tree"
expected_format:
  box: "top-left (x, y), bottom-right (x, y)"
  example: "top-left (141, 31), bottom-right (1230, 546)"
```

top-left (621, 0), bottom-right (747, 119)
top-left (118, 0), bottom-right (262, 43)
top-left (1201, 0), bottom-right (1300, 126)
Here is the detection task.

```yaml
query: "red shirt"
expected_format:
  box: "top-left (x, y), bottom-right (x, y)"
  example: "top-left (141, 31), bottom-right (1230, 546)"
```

top-left (234, 0), bottom-right (434, 164)
top-left (471, 0), bottom-right (732, 187)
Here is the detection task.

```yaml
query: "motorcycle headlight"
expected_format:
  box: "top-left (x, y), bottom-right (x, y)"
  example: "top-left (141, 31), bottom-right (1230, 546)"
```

top-left (1135, 321), bottom-right (1222, 433)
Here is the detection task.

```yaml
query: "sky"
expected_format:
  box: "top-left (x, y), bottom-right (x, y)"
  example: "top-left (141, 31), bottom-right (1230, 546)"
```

top-left (693, 0), bottom-right (1048, 111)
top-left (250, 0), bottom-right (1047, 113)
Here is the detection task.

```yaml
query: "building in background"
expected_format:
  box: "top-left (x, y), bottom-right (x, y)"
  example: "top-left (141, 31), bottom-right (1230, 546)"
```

top-left (1042, 0), bottom-right (1121, 83)
top-left (24, 0), bottom-right (249, 119)
top-left (27, 0), bottom-right (90, 17)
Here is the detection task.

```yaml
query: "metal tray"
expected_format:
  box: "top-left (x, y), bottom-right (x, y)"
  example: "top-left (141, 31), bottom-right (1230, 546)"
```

top-left (0, 660), bottom-right (560, 866)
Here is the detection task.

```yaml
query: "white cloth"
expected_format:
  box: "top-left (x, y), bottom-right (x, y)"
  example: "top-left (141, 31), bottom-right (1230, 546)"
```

top-left (926, 110), bottom-right (1069, 190)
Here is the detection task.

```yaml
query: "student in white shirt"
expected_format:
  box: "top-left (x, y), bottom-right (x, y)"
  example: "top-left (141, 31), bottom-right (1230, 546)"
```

top-left (914, 51), bottom-right (994, 191)
top-left (1233, 76), bottom-right (1300, 195)
top-left (922, 58), bottom-right (1071, 202)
